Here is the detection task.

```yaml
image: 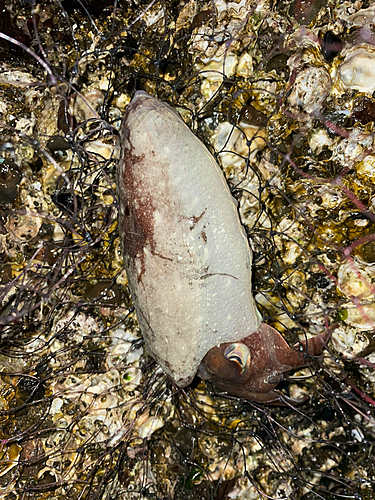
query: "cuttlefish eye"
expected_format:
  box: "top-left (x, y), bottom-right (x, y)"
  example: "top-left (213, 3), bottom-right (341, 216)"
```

top-left (224, 343), bottom-right (251, 374)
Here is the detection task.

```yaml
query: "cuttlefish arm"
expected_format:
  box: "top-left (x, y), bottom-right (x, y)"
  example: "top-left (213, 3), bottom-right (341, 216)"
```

top-left (198, 323), bottom-right (332, 404)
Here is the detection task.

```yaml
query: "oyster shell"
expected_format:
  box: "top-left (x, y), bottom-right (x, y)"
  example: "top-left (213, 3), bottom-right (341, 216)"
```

top-left (338, 45), bottom-right (375, 93)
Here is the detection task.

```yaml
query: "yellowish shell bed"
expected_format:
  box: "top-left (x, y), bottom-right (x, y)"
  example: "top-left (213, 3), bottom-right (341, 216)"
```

top-left (0, 0), bottom-right (375, 498)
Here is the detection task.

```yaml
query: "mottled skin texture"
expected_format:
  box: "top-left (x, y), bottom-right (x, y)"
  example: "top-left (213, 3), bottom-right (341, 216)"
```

top-left (117, 91), bottom-right (331, 404)
top-left (199, 323), bottom-right (332, 404)
top-left (117, 91), bottom-right (263, 387)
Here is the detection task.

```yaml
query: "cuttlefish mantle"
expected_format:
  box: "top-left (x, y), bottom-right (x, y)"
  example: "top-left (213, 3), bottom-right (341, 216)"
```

top-left (116, 91), bottom-right (330, 404)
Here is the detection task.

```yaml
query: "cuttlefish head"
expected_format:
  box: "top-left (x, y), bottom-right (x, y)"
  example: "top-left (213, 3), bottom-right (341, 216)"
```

top-left (198, 323), bottom-right (331, 404)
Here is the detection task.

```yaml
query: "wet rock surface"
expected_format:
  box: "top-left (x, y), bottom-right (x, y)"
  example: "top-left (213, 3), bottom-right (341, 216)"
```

top-left (0, 1), bottom-right (375, 499)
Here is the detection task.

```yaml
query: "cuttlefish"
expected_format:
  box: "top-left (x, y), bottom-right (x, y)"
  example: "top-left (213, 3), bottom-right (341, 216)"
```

top-left (116, 91), bottom-right (330, 404)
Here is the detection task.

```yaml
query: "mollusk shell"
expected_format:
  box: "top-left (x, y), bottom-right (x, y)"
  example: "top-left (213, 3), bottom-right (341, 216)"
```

top-left (117, 91), bottom-right (262, 387)
top-left (348, 5), bottom-right (375, 28)
top-left (287, 66), bottom-right (331, 114)
top-left (337, 259), bottom-right (375, 302)
top-left (338, 46), bottom-right (375, 93)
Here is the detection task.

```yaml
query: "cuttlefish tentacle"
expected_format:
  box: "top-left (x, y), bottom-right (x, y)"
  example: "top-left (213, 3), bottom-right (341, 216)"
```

top-left (198, 323), bottom-right (332, 404)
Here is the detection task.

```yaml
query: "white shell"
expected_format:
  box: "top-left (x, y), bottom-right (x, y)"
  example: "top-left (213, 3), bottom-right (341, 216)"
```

top-left (337, 259), bottom-right (375, 302)
top-left (286, 66), bottom-right (331, 114)
top-left (348, 5), bottom-right (375, 28)
top-left (338, 46), bottom-right (375, 93)
top-left (117, 91), bottom-right (262, 387)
